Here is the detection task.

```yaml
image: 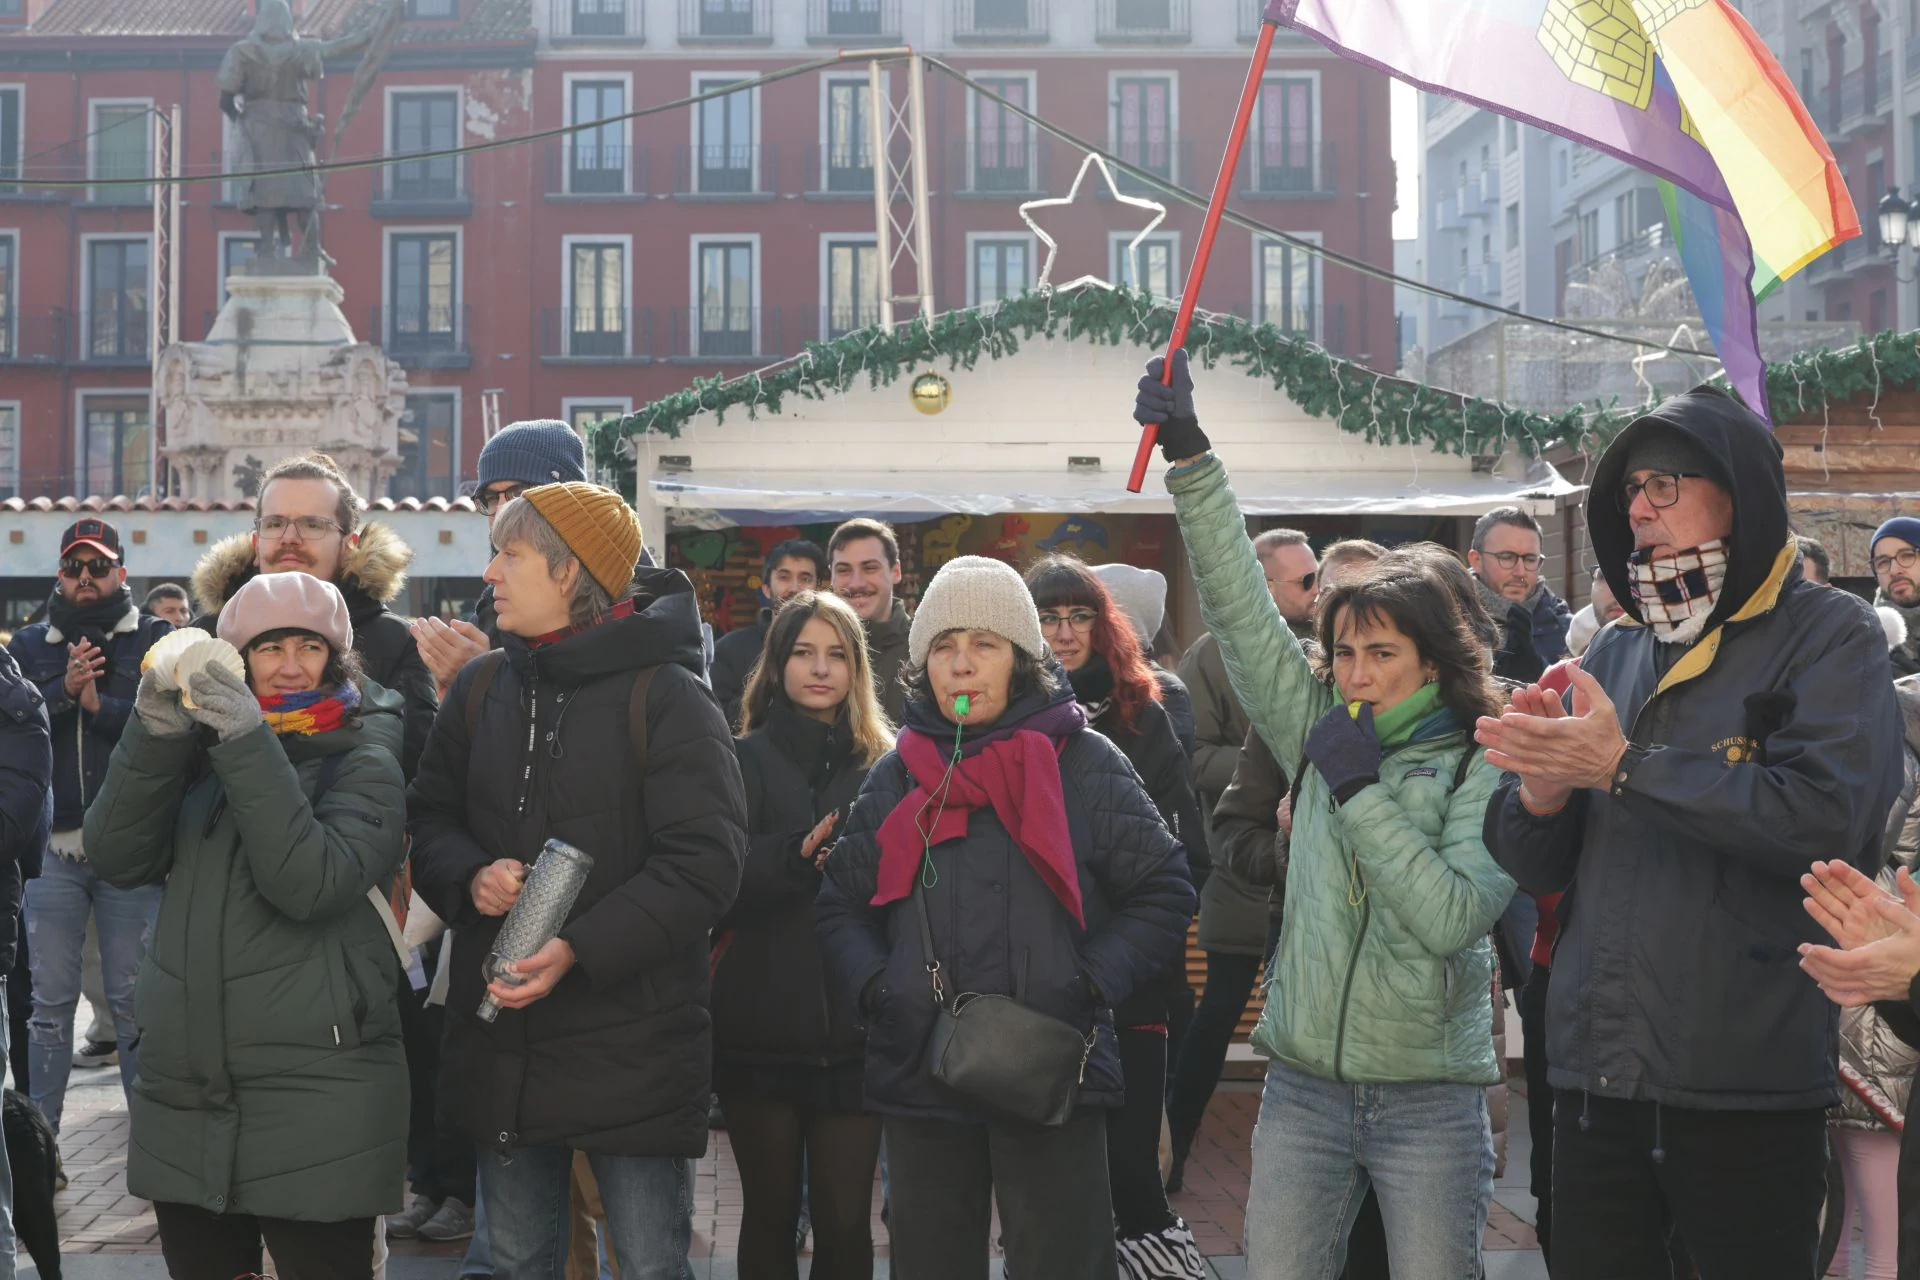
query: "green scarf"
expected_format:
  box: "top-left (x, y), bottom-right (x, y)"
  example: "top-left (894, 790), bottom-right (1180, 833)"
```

top-left (1352, 680), bottom-right (1444, 747)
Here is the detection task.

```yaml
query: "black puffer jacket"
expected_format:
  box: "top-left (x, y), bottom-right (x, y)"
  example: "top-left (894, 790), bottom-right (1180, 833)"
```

top-left (0, 644), bottom-right (50, 970)
top-left (408, 568), bottom-right (747, 1156)
top-left (1486, 388), bottom-right (1905, 1110)
top-left (8, 596), bottom-right (170, 830)
top-left (815, 678), bottom-right (1195, 1122)
top-left (710, 613), bottom-right (771, 732)
top-left (713, 703), bottom-right (872, 1069)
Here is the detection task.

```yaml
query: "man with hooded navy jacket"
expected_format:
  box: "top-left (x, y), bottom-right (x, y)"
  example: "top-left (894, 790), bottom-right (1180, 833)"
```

top-left (1478, 386), bottom-right (1904, 1280)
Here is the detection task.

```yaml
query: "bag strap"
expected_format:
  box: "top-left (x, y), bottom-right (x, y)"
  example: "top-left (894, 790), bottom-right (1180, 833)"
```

top-left (911, 874), bottom-right (948, 1007)
top-left (309, 747), bottom-right (412, 970)
top-left (1453, 744), bottom-right (1475, 792)
top-left (464, 649), bottom-right (506, 740)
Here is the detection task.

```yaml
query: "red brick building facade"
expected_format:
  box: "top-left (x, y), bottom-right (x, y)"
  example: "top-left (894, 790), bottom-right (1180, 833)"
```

top-left (0, 0), bottom-right (1393, 502)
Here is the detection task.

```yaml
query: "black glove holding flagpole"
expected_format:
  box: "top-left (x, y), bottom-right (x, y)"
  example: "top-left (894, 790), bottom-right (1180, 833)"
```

top-left (1133, 351), bottom-right (1211, 464)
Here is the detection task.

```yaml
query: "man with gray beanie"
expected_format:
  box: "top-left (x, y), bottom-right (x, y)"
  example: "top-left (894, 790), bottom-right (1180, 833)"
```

top-left (412, 420), bottom-right (589, 697)
top-left (1480, 385), bottom-right (1904, 1279)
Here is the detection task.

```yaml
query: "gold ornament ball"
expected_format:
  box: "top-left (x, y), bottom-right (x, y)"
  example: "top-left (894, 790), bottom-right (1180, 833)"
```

top-left (910, 372), bottom-right (953, 415)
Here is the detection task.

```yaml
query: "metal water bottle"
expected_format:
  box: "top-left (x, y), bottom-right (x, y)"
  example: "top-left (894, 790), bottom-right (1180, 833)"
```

top-left (477, 838), bottom-right (595, 1023)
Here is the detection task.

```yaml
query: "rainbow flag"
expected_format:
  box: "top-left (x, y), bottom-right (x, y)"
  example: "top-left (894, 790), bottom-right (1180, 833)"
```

top-left (1264, 0), bottom-right (1859, 424)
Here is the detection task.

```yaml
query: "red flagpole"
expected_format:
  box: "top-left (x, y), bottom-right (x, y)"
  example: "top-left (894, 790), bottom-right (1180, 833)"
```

top-left (1127, 19), bottom-right (1279, 493)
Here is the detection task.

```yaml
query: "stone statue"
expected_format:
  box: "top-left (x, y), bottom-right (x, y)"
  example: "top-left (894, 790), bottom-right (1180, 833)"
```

top-left (218, 0), bottom-right (390, 269)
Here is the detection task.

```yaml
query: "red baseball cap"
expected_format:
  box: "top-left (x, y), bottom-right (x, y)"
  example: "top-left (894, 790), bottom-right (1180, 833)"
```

top-left (59, 517), bottom-right (122, 563)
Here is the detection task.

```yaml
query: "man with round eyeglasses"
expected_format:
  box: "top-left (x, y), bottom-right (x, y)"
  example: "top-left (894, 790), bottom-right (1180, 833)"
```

top-left (5, 517), bottom-right (169, 1135)
top-left (1482, 386), bottom-right (1904, 1279)
top-left (1871, 516), bottom-right (1920, 676)
top-left (1467, 506), bottom-right (1572, 683)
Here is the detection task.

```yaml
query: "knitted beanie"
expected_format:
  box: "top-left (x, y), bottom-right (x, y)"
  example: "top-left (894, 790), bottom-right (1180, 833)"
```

top-left (523, 483), bottom-right (643, 597)
top-left (1621, 427), bottom-right (1717, 484)
top-left (477, 420), bottom-right (588, 489)
top-left (1872, 516), bottom-right (1920, 556)
top-left (1090, 563), bottom-right (1167, 644)
top-left (909, 555), bottom-right (1048, 665)
top-left (217, 571), bottom-right (353, 655)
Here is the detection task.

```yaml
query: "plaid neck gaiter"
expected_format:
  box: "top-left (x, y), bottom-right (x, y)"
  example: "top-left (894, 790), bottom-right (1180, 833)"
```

top-left (1626, 539), bottom-right (1730, 644)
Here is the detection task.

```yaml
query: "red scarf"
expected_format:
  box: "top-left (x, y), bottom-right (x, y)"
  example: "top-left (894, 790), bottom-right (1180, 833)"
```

top-left (874, 727), bottom-right (1084, 926)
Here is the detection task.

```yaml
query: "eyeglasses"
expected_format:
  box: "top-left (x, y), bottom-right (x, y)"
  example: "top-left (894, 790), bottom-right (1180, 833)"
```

top-left (476, 484), bottom-right (526, 516)
top-left (256, 514), bottom-right (342, 541)
top-left (1037, 608), bottom-right (1098, 632)
top-left (1484, 551), bottom-right (1546, 571)
top-left (1268, 569), bottom-right (1318, 593)
top-left (1617, 472), bottom-right (1702, 513)
top-left (59, 558), bottom-right (115, 580)
top-left (1872, 546), bottom-right (1920, 575)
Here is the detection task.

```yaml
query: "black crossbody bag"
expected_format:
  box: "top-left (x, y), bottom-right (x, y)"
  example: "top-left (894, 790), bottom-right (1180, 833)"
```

top-left (912, 874), bottom-right (1096, 1128)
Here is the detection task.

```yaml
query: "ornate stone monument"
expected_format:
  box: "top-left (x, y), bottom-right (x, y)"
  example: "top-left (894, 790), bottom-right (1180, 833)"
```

top-left (157, 0), bottom-right (409, 502)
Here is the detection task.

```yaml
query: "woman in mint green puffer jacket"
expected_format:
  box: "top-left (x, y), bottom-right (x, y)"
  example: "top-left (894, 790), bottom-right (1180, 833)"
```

top-left (1140, 352), bottom-right (1516, 1280)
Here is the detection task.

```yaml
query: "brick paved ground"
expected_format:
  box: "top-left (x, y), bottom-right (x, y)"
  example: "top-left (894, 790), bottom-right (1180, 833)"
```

top-left (48, 1072), bottom-right (1541, 1270)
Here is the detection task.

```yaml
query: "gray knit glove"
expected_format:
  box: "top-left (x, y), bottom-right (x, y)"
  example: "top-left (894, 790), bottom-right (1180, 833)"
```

top-left (185, 662), bottom-right (262, 742)
top-left (133, 667), bottom-right (195, 739)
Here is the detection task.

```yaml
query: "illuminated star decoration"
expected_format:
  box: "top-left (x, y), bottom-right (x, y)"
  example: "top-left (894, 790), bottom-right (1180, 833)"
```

top-left (1018, 151), bottom-right (1168, 295)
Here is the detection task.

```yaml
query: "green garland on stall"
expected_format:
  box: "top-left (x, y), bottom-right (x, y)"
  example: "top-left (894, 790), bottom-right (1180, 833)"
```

top-left (1738, 328), bottom-right (1920, 420)
top-left (589, 288), bottom-right (1650, 479)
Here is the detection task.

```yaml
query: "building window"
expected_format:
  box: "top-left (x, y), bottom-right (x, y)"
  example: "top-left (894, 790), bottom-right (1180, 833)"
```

top-left (1555, 148), bottom-right (1569, 187)
top-left (1504, 119), bottom-right (1518, 154)
top-left (825, 0), bottom-right (885, 36)
top-left (568, 241), bottom-right (627, 356)
top-left (388, 232), bottom-right (458, 355)
top-left (90, 102), bottom-right (150, 205)
top-left (81, 396), bottom-right (149, 498)
top-left (406, 0), bottom-right (455, 16)
top-left (220, 235), bottom-right (259, 301)
top-left (569, 80), bottom-right (627, 194)
top-left (825, 238), bottom-right (880, 337)
top-left (972, 238), bottom-right (1031, 306)
top-left (973, 0), bottom-right (1036, 30)
top-left (1257, 237), bottom-right (1316, 336)
top-left (1114, 234), bottom-right (1176, 297)
top-left (392, 393), bottom-right (456, 500)
top-left (567, 402), bottom-right (626, 435)
top-left (0, 88), bottom-right (19, 191)
top-left (1255, 77), bottom-right (1315, 192)
top-left (1505, 204), bottom-right (1520, 252)
top-left (570, 0), bottom-right (628, 35)
top-left (972, 76), bottom-right (1033, 192)
top-left (0, 234), bottom-right (12, 358)
top-left (824, 80), bottom-right (873, 192)
top-left (1578, 209), bottom-right (1600, 263)
top-left (0, 0), bottom-right (18, 17)
top-left (698, 0), bottom-right (758, 37)
top-left (387, 91), bottom-right (460, 201)
top-left (1113, 76), bottom-right (1173, 185)
top-left (0, 405), bottom-right (15, 500)
top-left (87, 238), bottom-right (149, 360)
top-left (697, 240), bottom-right (755, 355)
top-left (696, 78), bottom-right (754, 193)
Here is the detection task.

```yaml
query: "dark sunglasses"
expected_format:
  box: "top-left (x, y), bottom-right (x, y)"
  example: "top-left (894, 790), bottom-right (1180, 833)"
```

top-left (59, 558), bottom-right (115, 580)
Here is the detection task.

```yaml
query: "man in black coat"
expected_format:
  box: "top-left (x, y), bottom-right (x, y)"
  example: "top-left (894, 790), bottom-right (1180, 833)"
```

top-left (0, 641), bottom-right (49, 1265)
top-left (1481, 388), bottom-right (1905, 1280)
top-left (5, 518), bottom-right (169, 1133)
top-left (189, 452), bottom-right (438, 778)
top-left (408, 481), bottom-right (745, 1275)
top-left (710, 538), bottom-right (827, 729)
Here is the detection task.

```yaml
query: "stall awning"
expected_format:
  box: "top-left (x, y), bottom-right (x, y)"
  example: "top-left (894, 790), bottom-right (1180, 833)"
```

top-left (651, 464), bottom-right (1582, 528)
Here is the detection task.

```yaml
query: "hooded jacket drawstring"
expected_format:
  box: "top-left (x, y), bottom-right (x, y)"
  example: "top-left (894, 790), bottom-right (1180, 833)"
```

top-left (1650, 1101), bottom-right (1666, 1165)
top-left (1578, 1090), bottom-right (1592, 1132)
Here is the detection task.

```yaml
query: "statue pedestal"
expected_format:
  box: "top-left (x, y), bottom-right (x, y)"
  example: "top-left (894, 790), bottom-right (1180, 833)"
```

top-left (158, 270), bottom-right (408, 503)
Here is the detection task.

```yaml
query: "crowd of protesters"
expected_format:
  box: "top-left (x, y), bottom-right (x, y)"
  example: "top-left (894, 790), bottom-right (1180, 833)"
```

top-left (0, 360), bottom-right (1915, 1279)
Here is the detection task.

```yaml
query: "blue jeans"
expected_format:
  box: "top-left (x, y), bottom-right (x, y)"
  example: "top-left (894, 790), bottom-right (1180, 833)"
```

top-left (477, 1145), bottom-right (692, 1280)
top-left (1246, 1059), bottom-right (1492, 1280)
top-left (24, 849), bottom-right (159, 1132)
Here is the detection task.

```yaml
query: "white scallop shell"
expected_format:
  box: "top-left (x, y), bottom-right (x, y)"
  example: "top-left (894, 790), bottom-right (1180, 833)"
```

top-left (138, 628), bottom-right (206, 690)
top-left (173, 639), bottom-right (246, 709)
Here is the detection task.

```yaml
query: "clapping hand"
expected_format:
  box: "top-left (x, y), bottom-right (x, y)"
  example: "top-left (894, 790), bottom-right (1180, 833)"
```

top-left (66, 639), bottom-right (105, 713)
top-left (1798, 862), bottom-right (1920, 1006)
top-left (410, 616), bottom-right (490, 698)
top-left (1475, 666), bottom-right (1628, 813)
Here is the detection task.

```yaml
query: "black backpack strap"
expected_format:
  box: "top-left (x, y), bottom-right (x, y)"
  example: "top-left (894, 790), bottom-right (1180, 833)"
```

top-left (463, 649), bottom-right (506, 740)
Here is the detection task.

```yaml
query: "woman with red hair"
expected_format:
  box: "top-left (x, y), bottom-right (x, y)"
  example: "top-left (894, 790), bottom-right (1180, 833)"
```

top-left (1024, 555), bottom-right (1205, 1280)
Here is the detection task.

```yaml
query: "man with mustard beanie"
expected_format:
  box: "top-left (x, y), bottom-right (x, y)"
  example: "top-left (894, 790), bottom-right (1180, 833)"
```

top-left (408, 481), bottom-right (746, 1280)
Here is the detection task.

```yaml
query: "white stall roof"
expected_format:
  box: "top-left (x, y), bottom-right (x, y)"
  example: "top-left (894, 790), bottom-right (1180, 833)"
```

top-left (651, 463), bottom-right (1581, 527)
